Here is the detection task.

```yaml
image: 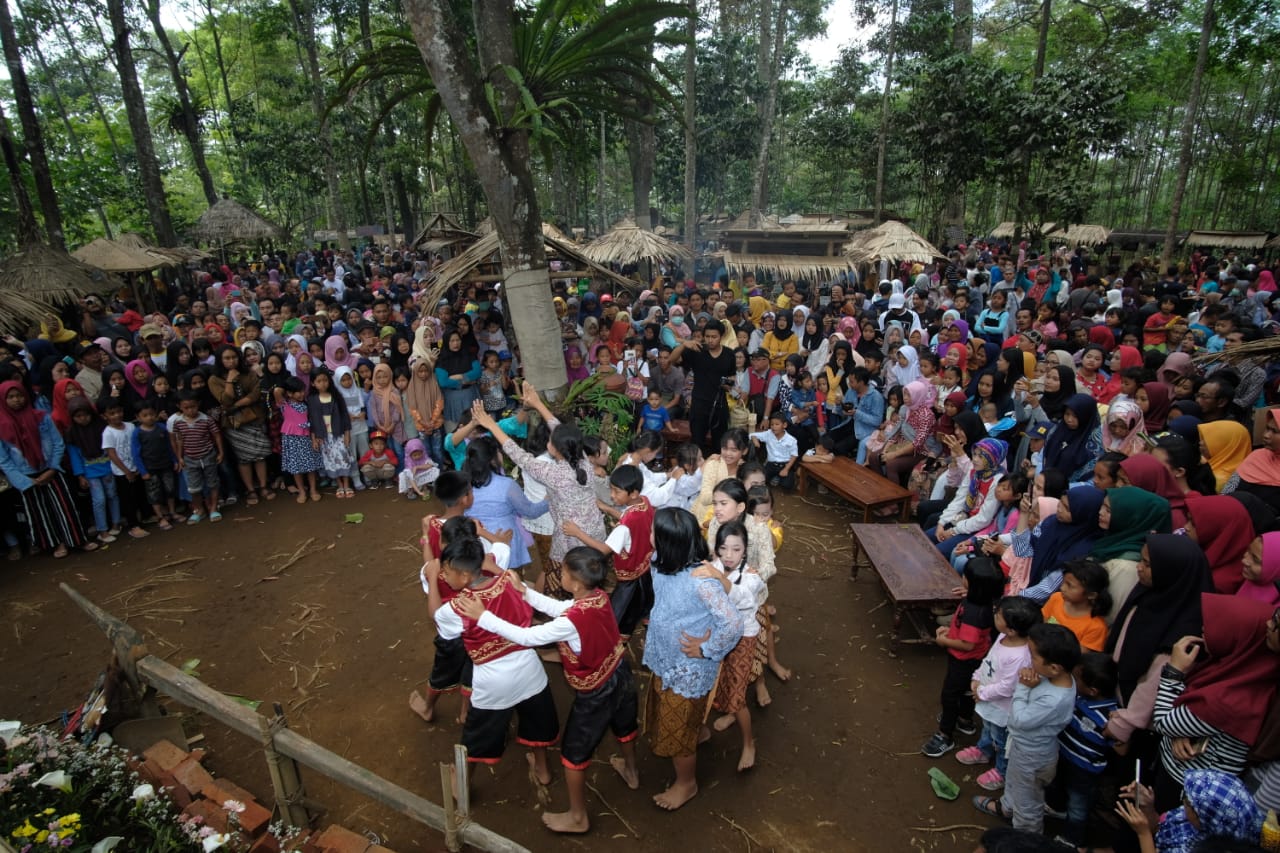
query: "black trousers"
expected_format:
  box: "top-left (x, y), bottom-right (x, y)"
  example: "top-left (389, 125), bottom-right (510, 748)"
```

top-left (938, 654), bottom-right (980, 737)
top-left (689, 393), bottom-right (728, 455)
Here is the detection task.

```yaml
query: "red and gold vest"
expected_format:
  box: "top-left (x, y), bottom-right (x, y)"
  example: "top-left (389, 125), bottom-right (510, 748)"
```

top-left (452, 572), bottom-right (531, 664)
top-left (559, 590), bottom-right (625, 692)
top-left (612, 499), bottom-right (654, 583)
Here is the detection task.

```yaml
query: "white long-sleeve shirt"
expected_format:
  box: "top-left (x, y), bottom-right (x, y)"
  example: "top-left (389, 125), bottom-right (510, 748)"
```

top-left (938, 473), bottom-right (1005, 534)
top-left (973, 635), bottom-right (1032, 728)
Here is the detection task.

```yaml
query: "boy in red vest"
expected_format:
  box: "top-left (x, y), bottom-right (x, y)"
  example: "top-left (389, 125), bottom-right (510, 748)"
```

top-left (430, 536), bottom-right (558, 789)
top-left (456, 546), bottom-right (639, 834)
top-left (563, 464), bottom-right (655, 639)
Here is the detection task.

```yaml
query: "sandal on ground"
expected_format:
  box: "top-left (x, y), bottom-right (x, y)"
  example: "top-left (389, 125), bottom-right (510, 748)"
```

top-left (157, 519), bottom-right (174, 531)
top-left (96, 533), bottom-right (117, 544)
top-left (186, 513), bottom-right (204, 525)
top-left (127, 526), bottom-right (150, 539)
top-left (53, 545), bottom-right (69, 558)
top-left (310, 491), bottom-right (322, 502)
top-left (261, 487), bottom-right (276, 501)
top-left (209, 511), bottom-right (223, 522)
top-left (972, 795), bottom-right (1010, 820)
top-left (170, 513), bottom-right (187, 524)
top-left (245, 490), bottom-right (260, 506)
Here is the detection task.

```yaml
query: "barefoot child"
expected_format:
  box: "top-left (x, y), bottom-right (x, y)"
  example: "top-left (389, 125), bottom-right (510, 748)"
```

top-left (563, 464), bottom-right (655, 639)
top-left (703, 520), bottom-right (766, 771)
top-left (430, 536), bottom-right (559, 790)
top-left (956, 596), bottom-right (1042, 792)
top-left (274, 378), bottom-right (321, 503)
top-left (455, 546), bottom-right (640, 834)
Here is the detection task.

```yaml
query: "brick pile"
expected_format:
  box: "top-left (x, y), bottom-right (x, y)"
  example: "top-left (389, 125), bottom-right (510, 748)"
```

top-left (131, 739), bottom-right (403, 853)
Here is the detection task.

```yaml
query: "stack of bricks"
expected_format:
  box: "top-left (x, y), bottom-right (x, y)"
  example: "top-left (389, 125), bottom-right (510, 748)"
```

top-left (132, 739), bottom-right (402, 853)
top-left (129, 737), bottom-right (399, 850)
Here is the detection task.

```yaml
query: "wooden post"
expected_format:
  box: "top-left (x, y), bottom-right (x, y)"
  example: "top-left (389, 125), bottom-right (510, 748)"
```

top-left (259, 708), bottom-right (313, 828)
top-left (59, 583), bottom-right (159, 717)
top-left (439, 763), bottom-right (459, 853)
top-left (453, 744), bottom-right (470, 817)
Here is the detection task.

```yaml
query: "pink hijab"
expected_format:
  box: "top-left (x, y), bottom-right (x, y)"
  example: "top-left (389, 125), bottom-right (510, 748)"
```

top-left (1257, 270), bottom-right (1277, 293)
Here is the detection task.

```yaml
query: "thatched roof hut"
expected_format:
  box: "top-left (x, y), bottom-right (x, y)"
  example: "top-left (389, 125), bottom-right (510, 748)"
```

top-left (72, 237), bottom-right (167, 273)
top-left (1050, 224), bottom-right (1112, 246)
top-left (1184, 230), bottom-right (1271, 250)
top-left (0, 287), bottom-right (55, 334)
top-left (843, 220), bottom-right (946, 265)
top-left (988, 221), bottom-right (1057, 240)
top-left (581, 218), bottom-right (692, 266)
top-left (417, 230), bottom-right (636, 307)
top-left (114, 232), bottom-right (208, 265)
top-left (188, 198), bottom-right (285, 243)
top-left (716, 251), bottom-right (853, 282)
top-left (0, 243), bottom-right (118, 307)
top-left (411, 213), bottom-right (477, 254)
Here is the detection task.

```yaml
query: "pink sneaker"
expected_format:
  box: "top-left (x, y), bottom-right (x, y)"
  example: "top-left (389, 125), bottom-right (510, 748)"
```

top-left (955, 746), bottom-right (990, 765)
top-left (977, 768), bottom-right (1005, 790)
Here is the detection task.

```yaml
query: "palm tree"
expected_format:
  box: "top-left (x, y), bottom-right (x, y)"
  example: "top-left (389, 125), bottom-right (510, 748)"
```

top-left (384, 0), bottom-right (689, 392)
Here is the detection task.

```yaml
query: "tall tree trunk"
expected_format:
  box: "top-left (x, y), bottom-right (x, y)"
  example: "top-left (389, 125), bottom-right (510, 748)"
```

top-left (873, 0), bottom-right (898, 225)
top-left (749, 0), bottom-right (787, 227)
top-left (1161, 0), bottom-right (1213, 267)
top-left (626, 118), bottom-right (655, 229)
top-left (683, 0), bottom-right (697, 255)
top-left (288, 0), bottom-right (350, 250)
top-left (107, 0), bottom-right (177, 247)
top-left (44, 6), bottom-right (126, 170)
top-left (0, 102), bottom-right (39, 244)
top-left (0, 0), bottom-right (62, 248)
top-left (598, 115), bottom-right (607, 234)
top-left (144, 0), bottom-right (218, 206)
top-left (403, 0), bottom-right (565, 392)
top-left (1013, 0), bottom-right (1051, 238)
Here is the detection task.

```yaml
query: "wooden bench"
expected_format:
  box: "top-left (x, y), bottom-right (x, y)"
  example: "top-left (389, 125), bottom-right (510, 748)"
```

top-left (796, 456), bottom-right (913, 523)
top-left (660, 419), bottom-right (692, 459)
top-left (850, 523), bottom-right (961, 647)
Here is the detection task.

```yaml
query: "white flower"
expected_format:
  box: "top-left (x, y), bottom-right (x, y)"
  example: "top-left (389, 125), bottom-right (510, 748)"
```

top-left (132, 783), bottom-right (155, 802)
top-left (91, 838), bottom-right (123, 853)
top-left (0, 720), bottom-right (20, 747)
top-left (33, 770), bottom-right (72, 793)
top-left (221, 799), bottom-right (246, 814)
top-left (202, 832), bottom-right (231, 852)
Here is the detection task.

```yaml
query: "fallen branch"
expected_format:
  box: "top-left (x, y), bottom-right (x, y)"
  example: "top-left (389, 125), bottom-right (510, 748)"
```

top-left (145, 556), bottom-right (203, 573)
top-left (585, 781), bottom-right (639, 838)
top-left (908, 824), bottom-right (987, 833)
top-left (713, 812), bottom-right (762, 849)
top-left (259, 538), bottom-right (318, 582)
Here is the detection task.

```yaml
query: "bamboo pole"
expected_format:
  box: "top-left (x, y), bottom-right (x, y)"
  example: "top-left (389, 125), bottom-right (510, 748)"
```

top-left (61, 584), bottom-right (529, 853)
top-left (440, 763), bottom-right (459, 853)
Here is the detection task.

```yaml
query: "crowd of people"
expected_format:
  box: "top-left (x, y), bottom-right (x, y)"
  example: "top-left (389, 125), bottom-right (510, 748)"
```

top-left (2, 240), bottom-right (1280, 851)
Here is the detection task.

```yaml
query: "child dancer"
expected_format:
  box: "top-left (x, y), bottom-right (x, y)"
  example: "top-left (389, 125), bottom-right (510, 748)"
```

top-left (399, 438), bottom-right (441, 500)
top-left (454, 546), bottom-right (640, 834)
top-left (922, 556), bottom-right (1003, 758)
top-left (956, 596), bottom-right (1042, 792)
top-left (308, 368), bottom-right (354, 498)
top-left (563, 464), bottom-right (655, 639)
top-left (702, 520), bottom-right (767, 771)
top-left (430, 536), bottom-right (559, 791)
top-left (274, 377), bottom-right (322, 503)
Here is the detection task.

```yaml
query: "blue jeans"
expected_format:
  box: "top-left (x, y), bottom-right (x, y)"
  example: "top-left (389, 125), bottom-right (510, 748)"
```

top-left (85, 474), bottom-right (120, 532)
top-left (975, 720), bottom-right (1009, 775)
top-left (1059, 760), bottom-right (1102, 847)
top-left (926, 527), bottom-right (970, 564)
top-left (421, 431), bottom-right (445, 467)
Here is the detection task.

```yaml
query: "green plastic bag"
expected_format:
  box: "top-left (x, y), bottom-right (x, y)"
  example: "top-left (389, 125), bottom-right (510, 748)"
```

top-left (344, 513), bottom-right (364, 524)
top-left (928, 766), bottom-right (960, 800)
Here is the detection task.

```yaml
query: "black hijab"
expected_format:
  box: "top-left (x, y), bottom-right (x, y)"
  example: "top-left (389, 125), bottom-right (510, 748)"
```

top-left (1105, 534), bottom-right (1213, 702)
top-left (771, 312), bottom-right (795, 341)
top-left (1038, 365), bottom-right (1077, 422)
top-left (1043, 393), bottom-right (1101, 475)
top-left (437, 330), bottom-right (475, 375)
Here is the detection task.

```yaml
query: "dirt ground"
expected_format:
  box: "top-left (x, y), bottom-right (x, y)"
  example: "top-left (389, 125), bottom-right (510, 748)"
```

top-left (0, 487), bottom-right (994, 853)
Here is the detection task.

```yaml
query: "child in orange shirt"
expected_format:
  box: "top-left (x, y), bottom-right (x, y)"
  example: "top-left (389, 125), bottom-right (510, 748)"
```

top-left (1041, 559), bottom-right (1111, 652)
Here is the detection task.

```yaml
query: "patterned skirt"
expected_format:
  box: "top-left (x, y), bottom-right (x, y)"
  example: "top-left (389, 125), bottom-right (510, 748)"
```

top-left (280, 434), bottom-right (321, 475)
top-left (645, 675), bottom-right (715, 759)
top-left (224, 421), bottom-right (273, 464)
top-left (711, 633), bottom-right (758, 715)
top-left (318, 436), bottom-right (353, 477)
top-left (20, 472), bottom-right (88, 551)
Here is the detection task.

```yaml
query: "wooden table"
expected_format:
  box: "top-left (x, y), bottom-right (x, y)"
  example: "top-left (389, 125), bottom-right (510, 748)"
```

top-left (797, 456), bottom-right (913, 523)
top-left (850, 523), bottom-right (961, 646)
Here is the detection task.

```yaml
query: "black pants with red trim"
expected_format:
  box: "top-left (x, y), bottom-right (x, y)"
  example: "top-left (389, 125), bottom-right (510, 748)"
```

top-left (560, 660), bottom-right (639, 769)
top-left (461, 684), bottom-right (559, 763)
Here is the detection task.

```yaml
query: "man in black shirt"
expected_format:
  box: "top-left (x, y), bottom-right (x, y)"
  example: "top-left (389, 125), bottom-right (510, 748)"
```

top-left (671, 324), bottom-right (736, 454)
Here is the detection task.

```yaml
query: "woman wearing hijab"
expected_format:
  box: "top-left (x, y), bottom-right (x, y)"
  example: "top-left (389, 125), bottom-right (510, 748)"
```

top-left (1238, 531), bottom-right (1280, 606)
top-left (1105, 535), bottom-right (1213, 733)
top-left (1184, 494), bottom-right (1254, 594)
top-left (164, 340), bottom-right (194, 385)
top-left (1228, 408), bottom-right (1280, 504)
top-left (1097, 346), bottom-right (1141, 404)
top-left (323, 336), bottom-right (359, 373)
top-left (49, 378), bottom-right (90, 435)
top-left (124, 358), bottom-right (154, 401)
top-left (604, 317), bottom-right (631, 364)
top-left (1197, 420), bottom-right (1251, 492)
top-left (1043, 393), bottom-right (1103, 483)
top-left (434, 330), bottom-right (481, 431)
top-left (762, 311), bottom-right (798, 372)
top-left (930, 438), bottom-right (1008, 559)
top-left (1151, 595), bottom-right (1280, 801)
top-left (1035, 364), bottom-right (1078, 424)
top-left (1020, 485), bottom-right (1105, 599)
top-left (39, 315), bottom-right (79, 357)
top-left (403, 355), bottom-right (443, 464)
top-left (0, 380), bottom-right (94, 558)
top-left (660, 305), bottom-right (691, 349)
top-left (1091, 487), bottom-right (1173, 621)
top-left (799, 313), bottom-right (829, 378)
top-left (368, 362), bottom-right (407, 457)
top-left (1102, 399), bottom-right (1149, 457)
top-left (1135, 381), bottom-right (1172, 433)
top-left (1156, 351), bottom-right (1195, 390)
top-left (1118, 453), bottom-right (1197, 529)
top-left (209, 345), bottom-right (273, 504)
top-left (889, 344), bottom-right (922, 388)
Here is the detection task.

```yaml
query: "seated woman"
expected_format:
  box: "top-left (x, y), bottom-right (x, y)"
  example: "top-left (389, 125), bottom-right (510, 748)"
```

top-left (928, 438), bottom-right (1007, 560)
top-left (1225, 407), bottom-right (1280, 505)
top-left (1185, 495), bottom-right (1255, 594)
top-left (1018, 484), bottom-right (1105, 603)
top-left (1042, 394), bottom-right (1103, 484)
top-left (1117, 453), bottom-right (1197, 530)
top-left (1089, 487), bottom-right (1173, 623)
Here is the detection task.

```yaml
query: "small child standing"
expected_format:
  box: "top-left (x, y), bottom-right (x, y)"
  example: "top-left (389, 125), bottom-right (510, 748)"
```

top-left (956, 596), bottom-right (1043, 792)
top-left (308, 369), bottom-right (354, 498)
top-left (749, 412), bottom-right (799, 491)
top-left (974, 622), bottom-right (1081, 834)
top-left (922, 557), bottom-right (1003, 758)
top-left (132, 401), bottom-right (182, 528)
top-left (454, 545), bottom-right (639, 835)
top-left (1041, 559), bottom-right (1111, 653)
top-left (65, 397), bottom-right (121, 543)
top-left (639, 389), bottom-right (671, 433)
top-left (398, 438), bottom-right (440, 500)
top-left (101, 401), bottom-right (149, 539)
top-left (359, 430), bottom-right (398, 488)
top-left (478, 350), bottom-right (509, 417)
top-left (1054, 652), bottom-right (1123, 850)
top-left (334, 366), bottom-right (369, 490)
top-left (274, 377), bottom-right (322, 503)
top-left (171, 391), bottom-right (224, 524)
